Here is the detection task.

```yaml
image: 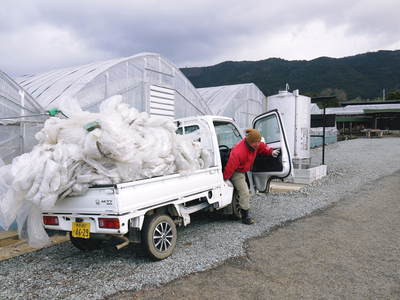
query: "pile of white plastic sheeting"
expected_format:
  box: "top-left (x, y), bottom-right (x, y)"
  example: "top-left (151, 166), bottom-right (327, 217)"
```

top-left (0, 95), bottom-right (210, 247)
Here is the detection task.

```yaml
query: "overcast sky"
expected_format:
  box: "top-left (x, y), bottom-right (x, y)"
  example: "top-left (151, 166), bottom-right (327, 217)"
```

top-left (1, 0), bottom-right (399, 76)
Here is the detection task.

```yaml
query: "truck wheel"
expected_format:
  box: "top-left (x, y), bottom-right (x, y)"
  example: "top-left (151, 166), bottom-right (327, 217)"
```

top-left (231, 190), bottom-right (242, 220)
top-left (142, 214), bottom-right (177, 260)
top-left (69, 232), bottom-right (103, 251)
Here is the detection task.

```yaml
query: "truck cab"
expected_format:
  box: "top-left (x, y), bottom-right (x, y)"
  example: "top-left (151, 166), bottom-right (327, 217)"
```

top-left (176, 110), bottom-right (292, 217)
top-left (177, 110), bottom-right (292, 192)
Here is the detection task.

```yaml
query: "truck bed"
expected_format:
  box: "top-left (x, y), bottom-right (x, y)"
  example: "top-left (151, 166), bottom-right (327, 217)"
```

top-left (43, 166), bottom-right (228, 216)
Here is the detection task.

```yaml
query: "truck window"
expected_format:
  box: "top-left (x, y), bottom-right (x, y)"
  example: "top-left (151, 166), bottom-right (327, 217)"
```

top-left (213, 122), bottom-right (242, 148)
top-left (176, 121), bottom-right (216, 167)
top-left (254, 114), bottom-right (280, 144)
top-left (176, 125), bottom-right (200, 135)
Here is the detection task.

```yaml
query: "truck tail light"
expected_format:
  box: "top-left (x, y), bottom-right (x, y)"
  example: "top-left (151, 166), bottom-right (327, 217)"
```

top-left (43, 216), bottom-right (59, 226)
top-left (98, 218), bottom-right (120, 229)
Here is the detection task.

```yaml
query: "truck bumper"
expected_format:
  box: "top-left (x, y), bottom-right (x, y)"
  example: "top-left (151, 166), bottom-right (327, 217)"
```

top-left (42, 213), bottom-right (134, 235)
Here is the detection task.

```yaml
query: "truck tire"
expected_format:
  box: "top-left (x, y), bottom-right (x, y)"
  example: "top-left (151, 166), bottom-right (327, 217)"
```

top-left (231, 190), bottom-right (242, 220)
top-left (142, 214), bottom-right (177, 260)
top-left (69, 232), bottom-right (103, 251)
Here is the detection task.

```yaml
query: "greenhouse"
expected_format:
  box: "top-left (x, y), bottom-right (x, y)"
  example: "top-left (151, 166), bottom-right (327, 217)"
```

top-left (197, 83), bottom-right (266, 131)
top-left (0, 70), bottom-right (46, 164)
top-left (16, 52), bottom-right (211, 119)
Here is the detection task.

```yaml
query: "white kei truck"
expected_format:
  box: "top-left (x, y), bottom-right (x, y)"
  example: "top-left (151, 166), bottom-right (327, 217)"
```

top-left (42, 110), bottom-right (293, 260)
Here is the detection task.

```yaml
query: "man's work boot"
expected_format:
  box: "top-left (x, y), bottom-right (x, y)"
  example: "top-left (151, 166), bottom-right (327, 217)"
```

top-left (241, 209), bottom-right (255, 225)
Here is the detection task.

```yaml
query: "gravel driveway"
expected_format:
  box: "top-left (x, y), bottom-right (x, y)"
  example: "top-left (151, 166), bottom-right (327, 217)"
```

top-left (124, 170), bottom-right (400, 299)
top-left (0, 138), bottom-right (399, 299)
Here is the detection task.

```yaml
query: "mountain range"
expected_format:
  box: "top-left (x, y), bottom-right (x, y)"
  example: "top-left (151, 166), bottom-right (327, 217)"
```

top-left (181, 50), bottom-right (400, 100)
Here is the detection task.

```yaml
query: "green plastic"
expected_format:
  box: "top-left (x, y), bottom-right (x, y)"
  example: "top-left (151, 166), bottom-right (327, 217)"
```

top-left (47, 108), bottom-right (60, 116)
top-left (83, 121), bottom-right (101, 132)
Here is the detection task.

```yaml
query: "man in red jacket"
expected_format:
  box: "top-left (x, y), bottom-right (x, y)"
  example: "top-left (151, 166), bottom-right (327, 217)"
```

top-left (223, 129), bottom-right (280, 224)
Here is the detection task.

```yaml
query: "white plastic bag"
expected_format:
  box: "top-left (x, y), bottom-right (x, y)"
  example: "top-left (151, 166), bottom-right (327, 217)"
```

top-left (16, 203), bottom-right (51, 248)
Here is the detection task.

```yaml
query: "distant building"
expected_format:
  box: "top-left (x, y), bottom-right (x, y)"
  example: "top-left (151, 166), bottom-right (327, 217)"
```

top-left (329, 101), bottom-right (400, 133)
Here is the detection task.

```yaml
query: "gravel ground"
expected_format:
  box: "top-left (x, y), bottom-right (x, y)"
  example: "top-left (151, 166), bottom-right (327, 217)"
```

top-left (0, 138), bottom-right (399, 300)
top-left (126, 171), bottom-right (400, 299)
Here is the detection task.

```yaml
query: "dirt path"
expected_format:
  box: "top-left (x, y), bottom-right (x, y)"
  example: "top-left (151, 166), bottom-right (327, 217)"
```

top-left (111, 170), bottom-right (400, 299)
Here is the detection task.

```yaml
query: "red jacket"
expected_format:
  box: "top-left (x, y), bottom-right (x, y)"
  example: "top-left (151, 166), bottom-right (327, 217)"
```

top-left (223, 139), bottom-right (273, 180)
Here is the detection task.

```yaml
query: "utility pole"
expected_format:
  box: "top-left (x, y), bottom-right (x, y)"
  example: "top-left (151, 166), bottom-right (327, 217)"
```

top-left (383, 88), bottom-right (385, 101)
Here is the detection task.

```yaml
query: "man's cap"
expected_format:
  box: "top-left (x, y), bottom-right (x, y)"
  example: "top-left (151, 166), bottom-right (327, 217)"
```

top-left (245, 129), bottom-right (261, 143)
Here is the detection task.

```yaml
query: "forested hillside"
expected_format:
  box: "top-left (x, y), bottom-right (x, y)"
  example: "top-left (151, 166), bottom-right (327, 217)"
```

top-left (181, 50), bottom-right (400, 100)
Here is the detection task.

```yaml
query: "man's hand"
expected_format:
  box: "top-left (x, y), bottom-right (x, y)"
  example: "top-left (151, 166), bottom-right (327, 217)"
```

top-left (272, 148), bottom-right (280, 158)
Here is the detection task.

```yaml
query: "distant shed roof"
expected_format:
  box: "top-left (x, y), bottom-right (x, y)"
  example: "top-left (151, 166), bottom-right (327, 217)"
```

top-left (326, 103), bottom-right (400, 115)
top-left (364, 108), bottom-right (400, 114)
top-left (340, 100), bottom-right (400, 106)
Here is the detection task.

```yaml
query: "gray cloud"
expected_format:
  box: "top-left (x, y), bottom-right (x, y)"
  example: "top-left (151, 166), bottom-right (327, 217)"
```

top-left (0, 0), bottom-right (399, 76)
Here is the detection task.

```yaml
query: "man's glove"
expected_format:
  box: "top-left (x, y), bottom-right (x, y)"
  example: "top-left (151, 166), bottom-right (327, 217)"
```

top-left (272, 148), bottom-right (280, 158)
top-left (224, 180), bottom-right (233, 187)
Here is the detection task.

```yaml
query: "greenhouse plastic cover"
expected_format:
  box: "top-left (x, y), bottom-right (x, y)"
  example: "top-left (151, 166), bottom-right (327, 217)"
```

top-left (0, 95), bottom-right (210, 248)
top-left (198, 83), bottom-right (266, 130)
top-left (16, 52), bottom-right (211, 118)
top-left (0, 70), bottom-right (46, 164)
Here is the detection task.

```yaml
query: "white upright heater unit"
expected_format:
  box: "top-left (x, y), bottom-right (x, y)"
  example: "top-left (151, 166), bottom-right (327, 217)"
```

top-left (267, 89), bottom-right (311, 166)
top-left (267, 88), bottom-right (327, 184)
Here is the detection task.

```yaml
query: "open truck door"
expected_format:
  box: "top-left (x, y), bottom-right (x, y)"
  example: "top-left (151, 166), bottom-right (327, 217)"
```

top-left (250, 109), bottom-right (293, 192)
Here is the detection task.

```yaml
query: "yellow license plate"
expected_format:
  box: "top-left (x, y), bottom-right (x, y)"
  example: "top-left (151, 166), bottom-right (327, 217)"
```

top-left (72, 222), bottom-right (90, 239)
